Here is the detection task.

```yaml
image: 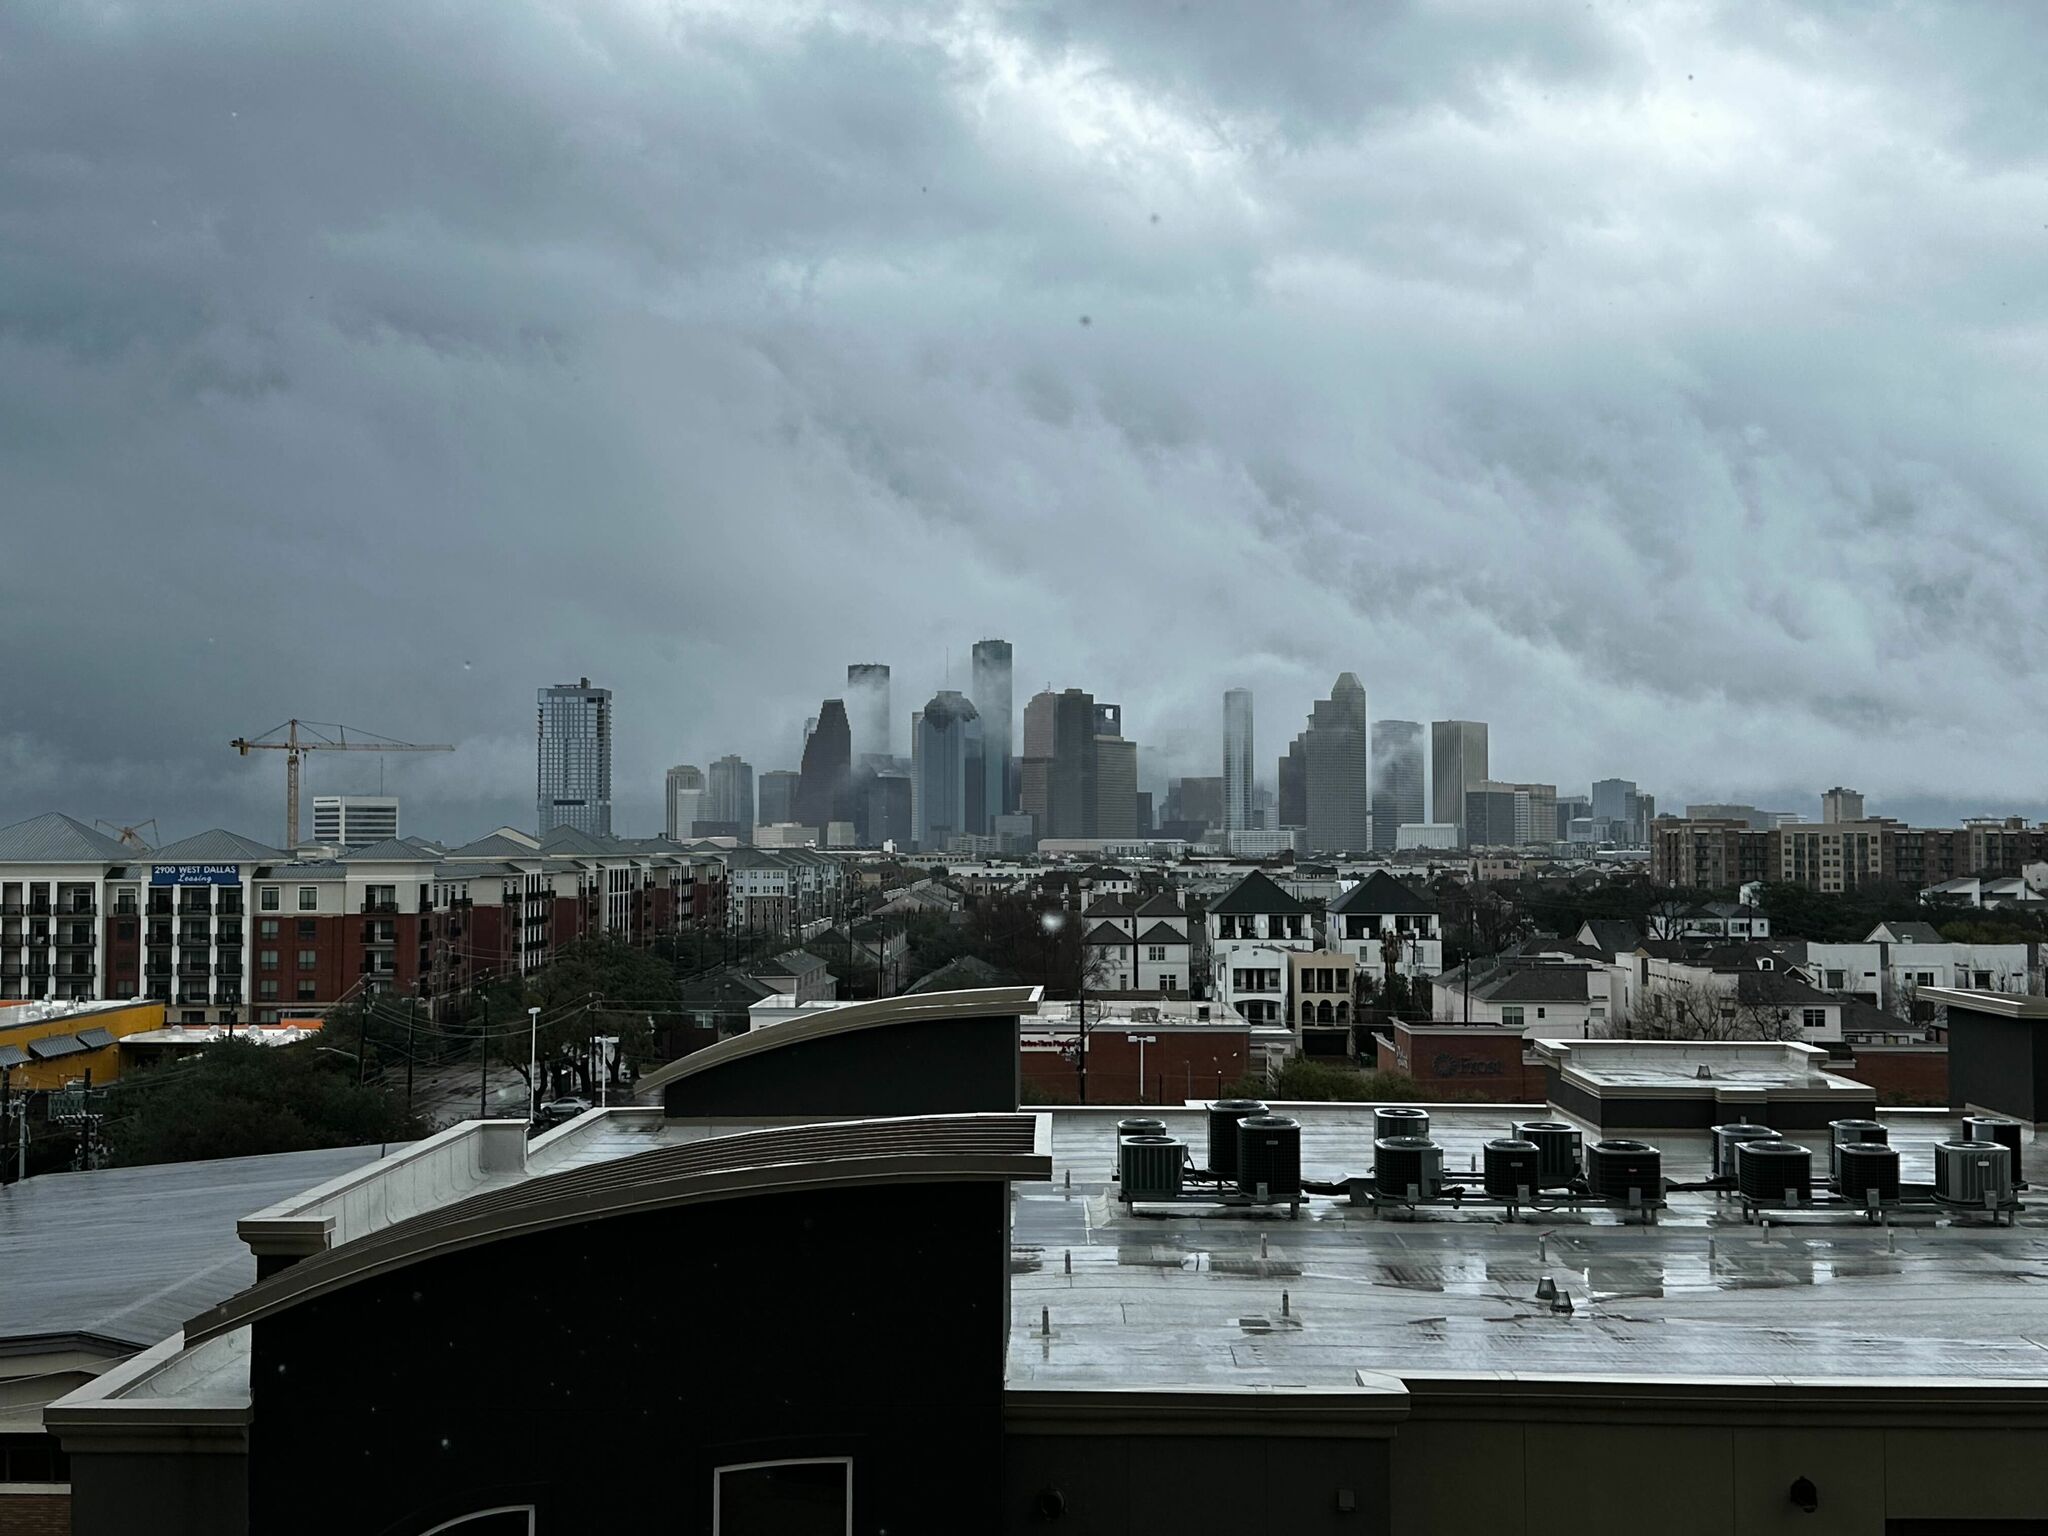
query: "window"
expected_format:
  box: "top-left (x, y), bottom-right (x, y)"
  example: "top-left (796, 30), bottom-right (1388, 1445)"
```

top-left (260, 886), bottom-right (279, 911)
top-left (298, 949), bottom-right (317, 967)
top-left (1147, 945), bottom-right (1166, 962)
top-left (260, 979), bottom-right (279, 999)
top-left (298, 918), bottom-right (317, 939)
top-left (1500, 1006), bottom-right (1525, 1028)
top-left (260, 919), bottom-right (280, 938)
top-left (1802, 1008), bottom-right (1826, 1031)
top-left (712, 1455), bottom-right (853, 1534)
top-left (117, 920), bottom-right (135, 939)
top-left (297, 980), bottom-right (317, 1000)
top-left (297, 886), bottom-right (318, 911)
top-left (259, 950), bottom-right (278, 970)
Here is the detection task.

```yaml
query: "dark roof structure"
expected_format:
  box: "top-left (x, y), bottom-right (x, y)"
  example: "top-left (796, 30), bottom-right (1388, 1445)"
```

top-left (1872, 920), bottom-right (1945, 944)
top-left (1581, 919), bottom-right (1643, 955)
top-left (1329, 870), bottom-right (1435, 916)
top-left (1475, 968), bottom-right (1596, 1003)
top-left (185, 1114), bottom-right (1047, 1347)
top-left (1135, 922), bottom-right (1190, 945)
top-left (1133, 891), bottom-right (1185, 918)
top-left (1209, 869), bottom-right (1311, 917)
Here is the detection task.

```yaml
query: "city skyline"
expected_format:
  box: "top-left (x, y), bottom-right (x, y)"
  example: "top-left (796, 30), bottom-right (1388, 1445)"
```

top-left (7, 6), bottom-right (2048, 840)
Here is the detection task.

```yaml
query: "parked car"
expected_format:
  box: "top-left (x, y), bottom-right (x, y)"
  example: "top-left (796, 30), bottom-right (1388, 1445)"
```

top-left (533, 1097), bottom-right (592, 1129)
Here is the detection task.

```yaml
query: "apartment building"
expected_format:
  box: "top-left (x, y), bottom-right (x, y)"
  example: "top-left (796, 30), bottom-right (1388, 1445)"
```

top-left (1206, 869), bottom-right (1315, 1025)
top-left (1324, 869), bottom-right (1444, 980)
top-left (1081, 891), bottom-right (1192, 994)
top-left (0, 813), bottom-right (723, 1027)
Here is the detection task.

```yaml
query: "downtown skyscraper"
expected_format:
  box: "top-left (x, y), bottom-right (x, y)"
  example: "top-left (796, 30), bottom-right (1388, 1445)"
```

top-left (1223, 688), bottom-right (1255, 833)
top-left (1368, 720), bottom-right (1423, 851)
top-left (1301, 673), bottom-right (1370, 856)
top-left (1431, 720), bottom-right (1489, 843)
top-left (845, 663), bottom-right (891, 765)
top-left (970, 638), bottom-right (1013, 833)
top-left (536, 678), bottom-right (612, 837)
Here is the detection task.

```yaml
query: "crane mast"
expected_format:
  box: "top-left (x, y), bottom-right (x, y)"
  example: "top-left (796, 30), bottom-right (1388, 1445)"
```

top-left (230, 720), bottom-right (455, 848)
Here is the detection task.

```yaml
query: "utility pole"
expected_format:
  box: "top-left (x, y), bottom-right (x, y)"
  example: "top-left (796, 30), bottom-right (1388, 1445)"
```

top-left (404, 995), bottom-right (417, 1121)
top-left (478, 990), bottom-right (490, 1121)
top-left (356, 1003), bottom-right (369, 1087)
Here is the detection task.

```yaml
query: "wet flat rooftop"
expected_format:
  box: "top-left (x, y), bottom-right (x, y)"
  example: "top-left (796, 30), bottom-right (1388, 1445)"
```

top-left (1006, 1104), bottom-right (2048, 1390)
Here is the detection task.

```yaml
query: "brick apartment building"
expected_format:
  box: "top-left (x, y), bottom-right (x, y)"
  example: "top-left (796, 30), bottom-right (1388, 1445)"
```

top-left (0, 815), bottom-right (728, 1026)
top-left (1652, 814), bottom-right (2048, 892)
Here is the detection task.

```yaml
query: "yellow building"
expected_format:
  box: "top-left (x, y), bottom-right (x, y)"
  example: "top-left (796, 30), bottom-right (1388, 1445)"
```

top-left (0, 999), bottom-right (167, 1090)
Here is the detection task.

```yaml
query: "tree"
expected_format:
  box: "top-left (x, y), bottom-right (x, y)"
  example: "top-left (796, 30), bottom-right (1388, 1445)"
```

top-left (107, 1039), bottom-right (424, 1168)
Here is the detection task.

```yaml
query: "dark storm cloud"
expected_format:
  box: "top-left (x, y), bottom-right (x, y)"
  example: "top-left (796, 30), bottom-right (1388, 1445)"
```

top-left (5, 0), bottom-right (2047, 839)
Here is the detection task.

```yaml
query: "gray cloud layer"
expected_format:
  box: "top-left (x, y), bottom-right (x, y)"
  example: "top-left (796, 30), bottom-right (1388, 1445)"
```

top-left (5, 0), bottom-right (2047, 839)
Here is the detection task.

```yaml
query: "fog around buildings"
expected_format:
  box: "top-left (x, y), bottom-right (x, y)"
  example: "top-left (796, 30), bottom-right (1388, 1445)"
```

top-left (4, 3), bottom-right (2048, 838)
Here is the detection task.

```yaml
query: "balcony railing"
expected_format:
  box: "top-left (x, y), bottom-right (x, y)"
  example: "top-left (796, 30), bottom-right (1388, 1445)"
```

top-left (0, 903), bottom-right (21, 916)
top-left (361, 900), bottom-right (399, 914)
top-left (56, 932), bottom-right (94, 948)
top-left (57, 902), bottom-right (97, 917)
top-left (144, 964), bottom-right (172, 978)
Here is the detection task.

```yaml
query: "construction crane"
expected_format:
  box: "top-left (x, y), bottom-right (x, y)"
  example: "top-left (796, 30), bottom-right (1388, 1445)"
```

top-left (94, 819), bottom-right (159, 852)
top-left (231, 721), bottom-right (455, 850)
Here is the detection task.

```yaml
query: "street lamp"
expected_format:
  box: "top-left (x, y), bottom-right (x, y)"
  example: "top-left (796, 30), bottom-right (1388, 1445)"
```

top-left (527, 1006), bottom-right (541, 1123)
top-left (1041, 910), bottom-right (1086, 1103)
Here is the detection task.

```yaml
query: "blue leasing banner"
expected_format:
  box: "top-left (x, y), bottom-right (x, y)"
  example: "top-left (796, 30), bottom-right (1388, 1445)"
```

top-left (149, 864), bottom-right (243, 886)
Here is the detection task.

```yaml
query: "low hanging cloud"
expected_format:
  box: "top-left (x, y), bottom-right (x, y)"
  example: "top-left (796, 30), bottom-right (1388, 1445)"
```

top-left (4, 0), bottom-right (2046, 839)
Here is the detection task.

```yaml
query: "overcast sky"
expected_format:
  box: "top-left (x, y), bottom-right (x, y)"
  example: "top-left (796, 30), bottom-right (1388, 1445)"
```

top-left (6, 1), bottom-right (2047, 843)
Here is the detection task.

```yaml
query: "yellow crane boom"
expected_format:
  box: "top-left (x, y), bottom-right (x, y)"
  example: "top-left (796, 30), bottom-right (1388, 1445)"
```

top-left (230, 720), bottom-right (455, 849)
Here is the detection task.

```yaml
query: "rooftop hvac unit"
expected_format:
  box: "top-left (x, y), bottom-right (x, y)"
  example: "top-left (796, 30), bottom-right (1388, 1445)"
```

top-left (1120, 1136), bottom-right (1185, 1202)
top-left (1374, 1136), bottom-right (1443, 1201)
top-left (1964, 1116), bottom-right (2025, 1185)
top-left (1835, 1143), bottom-right (1900, 1205)
top-left (1711, 1122), bottom-right (1777, 1179)
top-left (1481, 1138), bottom-right (1540, 1202)
top-left (1374, 1106), bottom-right (1429, 1144)
top-left (1236, 1115), bottom-right (1302, 1201)
top-left (1828, 1119), bottom-right (1886, 1181)
top-left (1734, 1139), bottom-right (1812, 1203)
top-left (1207, 1099), bottom-right (1267, 1178)
top-left (1117, 1116), bottom-right (1167, 1142)
top-left (1584, 1139), bottom-right (1663, 1204)
top-left (1510, 1120), bottom-right (1583, 1188)
top-left (1936, 1138), bottom-right (2013, 1206)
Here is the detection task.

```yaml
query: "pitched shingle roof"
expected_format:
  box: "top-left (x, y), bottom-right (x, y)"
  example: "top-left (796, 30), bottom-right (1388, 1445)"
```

top-left (1580, 919), bottom-right (1643, 955)
top-left (1084, 922), bottom-right (1130, 945)
top-left (444, 833), bottom-right (543, 860)
top-left (1870, 920), bottom-right (1944, 944)
top-left (1209, 869), bottom-right (1311, 917)
top-left (150, 829), bottom-right (288, 863)
top-left (1476, 968), bottom-right (1595, 1003)
top-left (1083, 895), bottom-right (1132, 917)
top-left (1135, 922), bottom-right (1189, 945)
top-left (1134, 892), bottom-right (1185, 918)
top-left (341, 838), bottom-right (439, 863)
top-left (0, 812), bottom-right (131, 864)
top-left (1329, 870), bottom-right (1435, 916)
